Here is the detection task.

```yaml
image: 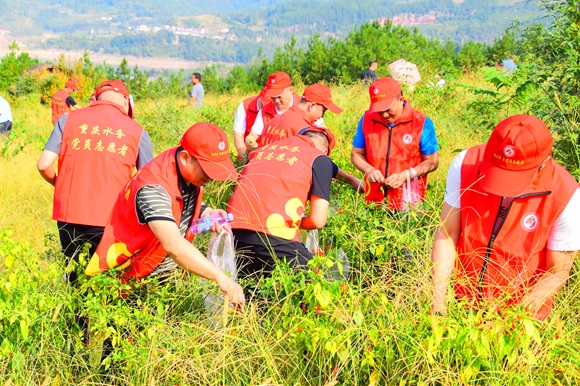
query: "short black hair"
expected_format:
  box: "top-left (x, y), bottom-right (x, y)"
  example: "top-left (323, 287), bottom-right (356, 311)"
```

top-left (369, 60), bottom-right (378, 67)
top-left (302, 130), bottom-right (329, 147)
top-left (192, 72), bottom-right (202, 81)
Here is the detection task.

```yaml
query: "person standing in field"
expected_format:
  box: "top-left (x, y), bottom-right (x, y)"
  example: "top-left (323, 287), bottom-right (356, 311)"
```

top-left (228, 126), bottom-right (335, 279)
top-left (0, 95), bottom-right (12, 135)
top-left (233, 86), bottom-right (269, 160)
top-left (244, 71), bottom-right (302, 148)
top-left (360, 60), bottom-right (379, 82)
top-left (188, 72), bottom-right (204, 108)
top-left (38, 79), bottom-right (153, 282)
top-left (51, 78), bottom-right (82, 125)
top-left (37, 79), bottom-right (152, 346)
top-left (431, 114), bottom-right (580, 321)
top-left (351, 77), bottom-right (439, 211)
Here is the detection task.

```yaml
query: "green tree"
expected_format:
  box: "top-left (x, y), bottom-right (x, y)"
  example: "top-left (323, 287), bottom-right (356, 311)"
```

top-left (0, 42), bottom-right (38, 91)
top-left (458, 41), bottom-right (487, 72)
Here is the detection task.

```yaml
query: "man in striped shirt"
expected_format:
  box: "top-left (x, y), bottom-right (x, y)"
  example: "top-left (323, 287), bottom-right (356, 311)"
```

top-left (88, 122), bottom-right (244, 305)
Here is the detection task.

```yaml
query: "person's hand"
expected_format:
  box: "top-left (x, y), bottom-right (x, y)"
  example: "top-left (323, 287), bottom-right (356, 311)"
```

top-left (384, 170), bottom-right (407, 189)
top-left (215, 273), bottom-right (245, 307)
top-left (203, 208), bottom-right (232, 233)
top-left (245, 137), bottom-right (258, 150)
top-left (236, 148), bottom-right (248, 162)
top-left (365, 168), bottom-right (385, 184)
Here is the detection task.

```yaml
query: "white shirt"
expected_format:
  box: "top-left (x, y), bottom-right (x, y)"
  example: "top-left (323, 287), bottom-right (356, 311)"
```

top-left (444, 150), bottom-right (580, 251)
top-left (0, 96), bottom-right (12, 122)
top-left (233, 101), bottom-right (247, 134)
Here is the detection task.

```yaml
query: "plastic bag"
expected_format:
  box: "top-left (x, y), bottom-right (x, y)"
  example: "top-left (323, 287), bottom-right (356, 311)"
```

top-left (203, 230), bottom-right (237, 320)
top-left (301, 229), bottom-right (350, 280)
top-left (401, 172), bottom-right (421, 211)
top-left (301, 228), bottom-right (321, 255)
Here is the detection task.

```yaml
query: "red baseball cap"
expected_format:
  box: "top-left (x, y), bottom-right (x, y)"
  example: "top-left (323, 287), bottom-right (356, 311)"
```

top-left (301, 84), bottom-right (343, 114)
top-left (480, 114), bottom-right (553, 197)
top-left (263, 72), bottom-right (292, 98)
top-left (368, 77), bottom-right (402, 113)
top-left (92, 79), bottom-right (134, 118)
top-left (180, 122), bottom-right (237, 182)
top-left (298, 125), bottom-right (336, 155)
top-left (65, 79), bottom-right (80, 91)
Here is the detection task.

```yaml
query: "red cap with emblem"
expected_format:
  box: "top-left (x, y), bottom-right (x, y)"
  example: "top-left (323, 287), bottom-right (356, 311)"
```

top-left (180, 122), bottom-right (237, 182)
top-left (480, 114), bottom-right (553, 197)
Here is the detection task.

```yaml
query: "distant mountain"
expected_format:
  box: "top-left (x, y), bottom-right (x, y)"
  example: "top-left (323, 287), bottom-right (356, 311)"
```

top-left (0, 0), bottom-right (545, 64)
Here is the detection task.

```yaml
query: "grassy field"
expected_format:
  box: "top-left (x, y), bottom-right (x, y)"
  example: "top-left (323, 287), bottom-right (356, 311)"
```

top-left (1, 71), bottom-right (579, 385)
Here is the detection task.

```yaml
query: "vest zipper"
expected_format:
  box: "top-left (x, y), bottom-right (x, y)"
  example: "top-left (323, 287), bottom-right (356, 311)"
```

top-left (477, 190), bottom-right (551, 294)
top-left (383, 124), bottom-right (395, 198)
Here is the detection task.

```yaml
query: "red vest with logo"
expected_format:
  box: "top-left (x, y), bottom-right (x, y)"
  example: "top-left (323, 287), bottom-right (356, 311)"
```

top-left (228, 135), bottom-right (325, 242)
top-left (53, 100), bottom-right (143, 227)
top-left (362, 102), bottom-right (427, 210)
top-left (243, 95), bottom-right (261, 138)
top-left (86, 148), bottom-right (204, 280)
top-left (260, 92), bottom-right (302, 127)
top-left (456, 145), bottom-right (578, 320)
top-left (258, 105), bottom-right (311, 147)
top-left (51, 89), bottom-right (72, 124)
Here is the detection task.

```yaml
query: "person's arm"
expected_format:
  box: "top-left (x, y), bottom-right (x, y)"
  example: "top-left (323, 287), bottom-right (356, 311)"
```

top-left (37, 117), bottom-right (66, 186)
top-left (300, 195), bottom-right (329, 230)
top-left (65, 96), bottom-right (81, 110)
top-left (335, 168), bottom-right (363, 192)
top-left (246, 110), bottom-right (264, 149)
top-left (431, 202), bottom-right (461, 315)
top-left (233, 103), bottom-right (248, 159)
top-left (523, 250), bottom-right (576, 320)
top-left (384, 152), bottom-right (439, 189)
top-left (351, 146), bottom-right (385, 184)
top-left (234, 132), bottom-right (248, 160)
top-left (148, 220), bottom-right (245, 305)
top-left (137, 130), bottom-right (154, 169)
top-left (37, 150), bottom-right (59, 186)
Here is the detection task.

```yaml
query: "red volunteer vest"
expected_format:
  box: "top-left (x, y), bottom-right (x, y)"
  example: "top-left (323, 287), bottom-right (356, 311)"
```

top-left (258, 105), bottom-right (311, 147)
top-left (260, 92), bottom-right (302, 128)
top-left (53, 100), bottom-right (143, 227)
top-left (51, 89), bottom-right (72, 125)
top-left (86, 148), bottom-right (204, 280)
top-left (456, 145), bottom-right (578, 320)
top-left (228, 135), bottom-right (325, 242)
top-left (243, 95), bottom-right (261, 138)
top-left (362, 102), bottom-right (427, 210)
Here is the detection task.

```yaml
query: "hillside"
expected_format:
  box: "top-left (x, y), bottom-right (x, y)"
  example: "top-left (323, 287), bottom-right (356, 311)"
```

top-left (0, 0), bottom-right (544, 65)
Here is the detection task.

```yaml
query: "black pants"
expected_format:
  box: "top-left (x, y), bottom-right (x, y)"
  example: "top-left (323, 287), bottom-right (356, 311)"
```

top-left (232, 229), bottom-right (312, 280)
top-left (57, 221), bottom-right (104, 285)
top-left (57, 221), bottom-right (104, 347)
top-left (0, 121), bottom-right (11, 135)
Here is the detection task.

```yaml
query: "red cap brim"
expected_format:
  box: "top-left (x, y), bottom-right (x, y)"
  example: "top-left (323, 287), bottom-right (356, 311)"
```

top-left (369, 97), bottom-right (397, 113)
top-left (479, 156), bottom-right (538, 197)
top-left (322, 101), bottom-right (343, 114)
top-left (197, 158), bottom-right (238, 182)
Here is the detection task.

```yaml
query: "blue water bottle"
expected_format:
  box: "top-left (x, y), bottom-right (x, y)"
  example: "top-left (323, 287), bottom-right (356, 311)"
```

top-left (189, 213), bottom-right (234, 235)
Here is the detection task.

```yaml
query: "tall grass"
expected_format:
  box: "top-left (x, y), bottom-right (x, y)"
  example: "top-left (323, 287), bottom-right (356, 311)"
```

top-left (1, 72), bottom-right (579, 385)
